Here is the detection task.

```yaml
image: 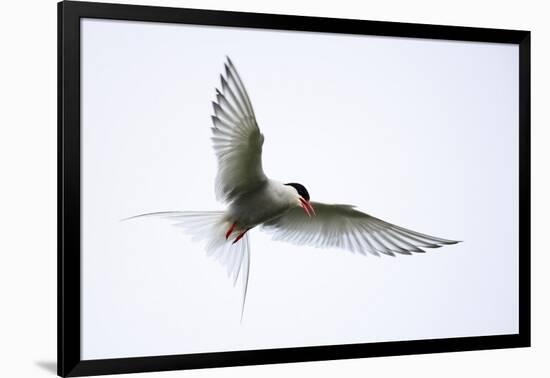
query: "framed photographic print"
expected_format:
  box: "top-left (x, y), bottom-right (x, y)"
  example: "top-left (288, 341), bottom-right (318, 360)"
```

top-left (58, 1), bottom-right (530, 376)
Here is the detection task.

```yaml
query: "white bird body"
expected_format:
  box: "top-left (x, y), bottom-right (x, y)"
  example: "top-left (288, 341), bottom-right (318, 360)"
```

top-left (127, 57), bottom-right (460, 320)
top-left (227, 180), bottom-right (299, 229)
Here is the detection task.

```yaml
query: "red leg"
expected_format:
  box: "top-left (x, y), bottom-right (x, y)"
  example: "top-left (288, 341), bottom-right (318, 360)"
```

top-left (232, 229), bottom-right (249, 244)
top-left (225, 222), bottom-right (237, 239)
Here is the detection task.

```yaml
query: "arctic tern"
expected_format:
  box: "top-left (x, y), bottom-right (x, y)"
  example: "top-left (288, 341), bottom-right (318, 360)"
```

top-left (127, 57), bottom-right (460, 320)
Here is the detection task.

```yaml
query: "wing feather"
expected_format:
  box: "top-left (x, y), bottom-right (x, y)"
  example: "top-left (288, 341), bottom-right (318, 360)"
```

top-left (262, 202), bottom-right (460, 256)
top-left (211, 57), bottom-right (267, 203)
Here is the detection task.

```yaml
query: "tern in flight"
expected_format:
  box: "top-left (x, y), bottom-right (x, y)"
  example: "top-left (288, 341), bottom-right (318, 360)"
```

top-left (127, 57), bottom-right (460, 320)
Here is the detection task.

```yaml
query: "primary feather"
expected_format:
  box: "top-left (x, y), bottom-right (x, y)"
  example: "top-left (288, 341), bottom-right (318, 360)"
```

top-left (262, 202), bottom-right (460, 256)
top-left (211, 57), bottom-right (267, 203)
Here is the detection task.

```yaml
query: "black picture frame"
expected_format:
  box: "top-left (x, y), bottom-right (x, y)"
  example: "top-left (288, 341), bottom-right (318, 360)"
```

top-left (58, 1), bottom-right (531, 376)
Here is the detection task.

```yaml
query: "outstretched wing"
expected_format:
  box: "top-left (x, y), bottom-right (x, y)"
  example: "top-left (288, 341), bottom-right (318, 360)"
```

top-left (211, 57), bottom-right (267, 203)
top-left (262, 202), bottom-right (460, 256)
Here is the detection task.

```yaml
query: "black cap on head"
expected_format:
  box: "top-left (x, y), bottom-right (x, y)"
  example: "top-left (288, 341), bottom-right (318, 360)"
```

top-left (285, 183), bottom-right (310, 201)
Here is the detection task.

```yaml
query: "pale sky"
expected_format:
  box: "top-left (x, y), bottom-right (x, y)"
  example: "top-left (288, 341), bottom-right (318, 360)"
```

top-left (80, 18), bottom-right (519, 359)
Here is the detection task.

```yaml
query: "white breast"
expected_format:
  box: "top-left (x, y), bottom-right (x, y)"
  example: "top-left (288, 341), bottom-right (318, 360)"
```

top-left (227, 180), bottom-right (298, 228)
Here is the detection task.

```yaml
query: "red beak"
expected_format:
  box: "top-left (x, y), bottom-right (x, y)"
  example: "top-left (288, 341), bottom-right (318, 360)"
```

top-left (299, 198), bottom-right (316, 217)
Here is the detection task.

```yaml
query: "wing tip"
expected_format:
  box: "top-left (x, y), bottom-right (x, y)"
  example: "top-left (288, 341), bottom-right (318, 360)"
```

top-left (445, 240), bottom-right (462, 245)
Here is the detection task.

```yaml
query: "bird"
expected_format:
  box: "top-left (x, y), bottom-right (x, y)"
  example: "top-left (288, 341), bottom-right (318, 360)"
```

top-left (126, 57), bottom-right (460, 320)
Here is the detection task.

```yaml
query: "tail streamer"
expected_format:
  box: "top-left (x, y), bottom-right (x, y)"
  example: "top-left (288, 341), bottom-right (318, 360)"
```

top-left (123, 211), bottom-right (251, 322)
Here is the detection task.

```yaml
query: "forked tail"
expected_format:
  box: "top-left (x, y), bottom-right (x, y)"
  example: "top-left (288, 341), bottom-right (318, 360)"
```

top-left (123, 211), bottom-right (251, 322)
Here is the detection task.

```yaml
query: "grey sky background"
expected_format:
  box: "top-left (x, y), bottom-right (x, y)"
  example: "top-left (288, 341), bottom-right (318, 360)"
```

top-left (81, 18), bottom-right (519, 359)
